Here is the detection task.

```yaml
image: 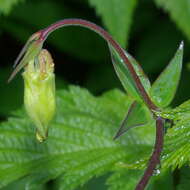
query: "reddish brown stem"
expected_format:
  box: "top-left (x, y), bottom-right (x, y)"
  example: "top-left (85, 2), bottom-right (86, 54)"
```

top-left (40, 19), bottom-right (157, 112)
top-left (135, 117), bottom-right (165, 190)
top-left (37, 19), bottom-right (164, 190)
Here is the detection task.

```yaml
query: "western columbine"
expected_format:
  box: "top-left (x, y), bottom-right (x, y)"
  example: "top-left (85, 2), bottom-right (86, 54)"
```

top-left (22, 49), bottom-right (56, 142)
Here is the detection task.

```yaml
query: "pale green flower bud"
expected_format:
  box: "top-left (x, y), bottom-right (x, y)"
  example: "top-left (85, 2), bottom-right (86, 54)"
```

top-left (22, 49), bottom-right (56, 142)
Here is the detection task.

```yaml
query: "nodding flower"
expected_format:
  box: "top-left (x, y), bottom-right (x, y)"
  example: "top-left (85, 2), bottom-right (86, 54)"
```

top-left (22, 49), bottom-right (56, 142)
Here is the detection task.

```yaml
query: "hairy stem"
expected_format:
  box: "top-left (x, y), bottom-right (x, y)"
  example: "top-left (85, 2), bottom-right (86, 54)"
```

top-left (135, 117), bottom-right (165, 190)
top-left (40, 19), bottom-right (157, 112)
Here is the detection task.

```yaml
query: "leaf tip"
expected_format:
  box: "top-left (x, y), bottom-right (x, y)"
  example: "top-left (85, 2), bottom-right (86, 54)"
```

top-left (7, 71), bottom-right (15, 83)
top-left (179, 41), bottom-right (184, 50)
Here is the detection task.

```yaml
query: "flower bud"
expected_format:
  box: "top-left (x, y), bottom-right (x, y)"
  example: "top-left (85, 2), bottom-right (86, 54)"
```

top-left (22, 49), bottom-right (56, 142)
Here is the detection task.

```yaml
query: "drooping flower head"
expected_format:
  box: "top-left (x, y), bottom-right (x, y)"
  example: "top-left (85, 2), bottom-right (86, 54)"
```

top-left (22, 49), bottom-right (56, 142)
top-left (8, 31), bottom-right (56, 142)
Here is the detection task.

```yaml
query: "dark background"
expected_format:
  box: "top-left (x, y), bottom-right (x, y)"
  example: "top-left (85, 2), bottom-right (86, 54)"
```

top-left (0, 0), bottom-right (190, 189)
top-left (1, 0), bottom-right (190, 118)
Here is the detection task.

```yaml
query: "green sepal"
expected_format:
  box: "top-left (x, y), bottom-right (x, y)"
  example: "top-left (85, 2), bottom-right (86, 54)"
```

top-left (8, 32), bottom-right (43, 83)
top-left (109, 44), bottom-right (151, 102)
top-left (150, 42), bottom-right (184, 108)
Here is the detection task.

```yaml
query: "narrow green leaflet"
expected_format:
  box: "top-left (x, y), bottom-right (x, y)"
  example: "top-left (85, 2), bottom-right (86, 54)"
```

top-left (0, 86), bottom-right (154, 189)
top-left (155, 0), bottom-right (190, 41)
top-left (109, 45), bottom-right (151, 102)
top-left (88, 0), bottom-right (137, 47)
top-left (113, 101), bottom-right (150, 140)
top-left (0, 0), bottom-right (25, 15)
top-left (150, 42), bottom-right (183, 108)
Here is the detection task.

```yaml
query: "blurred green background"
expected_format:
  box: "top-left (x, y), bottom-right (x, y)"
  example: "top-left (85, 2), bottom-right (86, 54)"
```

top-left (0, 0), bottom-right (190, 189)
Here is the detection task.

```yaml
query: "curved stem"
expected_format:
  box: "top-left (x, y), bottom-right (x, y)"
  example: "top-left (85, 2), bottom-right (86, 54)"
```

top-left (135, 117), bottom-right (165, 190)
top-left (37, 19), bottom-right (164, 190)
top-left (40, 19), bottom-right (158, 112)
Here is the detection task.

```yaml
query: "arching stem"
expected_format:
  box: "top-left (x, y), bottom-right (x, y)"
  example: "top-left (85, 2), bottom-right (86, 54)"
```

top-left (39, 19), bottom-right (158, 112)
top-left (29, 19), bottom-right (164, 190)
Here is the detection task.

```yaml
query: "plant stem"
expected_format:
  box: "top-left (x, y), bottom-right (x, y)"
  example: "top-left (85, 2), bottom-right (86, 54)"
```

top-left (135, 117), bottom-right (165, 190)
top-left (39, 19), bottom-right (158, 112)
top-left (38, 19), bottom-right (164, 190)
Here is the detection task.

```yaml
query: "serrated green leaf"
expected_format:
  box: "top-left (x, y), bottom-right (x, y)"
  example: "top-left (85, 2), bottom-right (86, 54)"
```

top-left (88, 0), bottom-right (137, 46)
top-left (0, 0), bottom-right (25, 15)
top-left (109, 45), bottom-right (151, 102)
top-left (150, 42), bottom-right (183, 108)
top-left (159, 100), bottom-right (190, 170)
top-left (0, 86), bottom-right (154, 189)
top-left (155, 0), bottom-right (190, 41)
top-left (131, 99), bottom-right (190, 172)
